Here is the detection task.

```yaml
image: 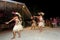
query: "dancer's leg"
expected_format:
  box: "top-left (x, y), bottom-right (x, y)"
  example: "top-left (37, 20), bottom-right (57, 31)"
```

top-left (11, 31), bottom-right (16, 39)
top-left (39, 26), bottom-right (43, 32)
top-left (17, 31), bottom-right (21, 38)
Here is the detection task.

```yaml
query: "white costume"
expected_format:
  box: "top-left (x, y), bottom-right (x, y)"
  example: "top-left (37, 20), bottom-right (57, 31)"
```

top-left (38, 17), bottom-right (45, 27)
top-left (13, 18), bottom-right (23, 31)
top-left (6, 12), bottom-right (23, 32)
top-left (13, 12), bottom-right (23, 31)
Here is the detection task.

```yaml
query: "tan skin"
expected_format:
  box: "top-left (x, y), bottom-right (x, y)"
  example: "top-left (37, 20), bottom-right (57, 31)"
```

top-left (31, 16), bottom-right (36, 30)
top-left (5, 16), bottom-right (21, 39)
top-left (37, 16), bottom-right (43, 32)
top-left (31, 20), bottom-right (36, 30)
top-left (34, 15), bottom-right (44, 32)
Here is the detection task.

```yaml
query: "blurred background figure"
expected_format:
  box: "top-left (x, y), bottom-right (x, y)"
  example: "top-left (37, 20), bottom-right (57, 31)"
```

top-left (52, 17), bottom-right (57, 28)
top-left (31, 16), bottom-right (36, 30)
top-left (37, 12), bottom-right (45, 32)
top-left (34, 12), bottom-right (45, 32)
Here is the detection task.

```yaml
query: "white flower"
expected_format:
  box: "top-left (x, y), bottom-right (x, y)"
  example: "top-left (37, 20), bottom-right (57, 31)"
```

top-left (38, 12), bottom-right (44, 15)
top-left (15, 12), bottom-right (21, 17)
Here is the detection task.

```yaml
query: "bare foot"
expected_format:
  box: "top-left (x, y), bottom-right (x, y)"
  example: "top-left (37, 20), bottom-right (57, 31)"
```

top-left (18, 35), bottom-right (21, 38)
top-left (40, 30), bottom-right (42, 32)
top-left (11, 37), bottom-right (15, 39)
top-left (40, 29), bottom-right (43, 32)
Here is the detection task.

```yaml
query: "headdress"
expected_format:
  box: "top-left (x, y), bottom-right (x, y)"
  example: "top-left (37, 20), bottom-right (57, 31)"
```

top-left (38, 12), bottom-right (44, 16)
top-left (12, 11), bottom-right (21, 17)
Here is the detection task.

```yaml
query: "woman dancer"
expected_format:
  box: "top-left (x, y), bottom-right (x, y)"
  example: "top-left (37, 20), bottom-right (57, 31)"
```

top-left (34, 12), bottom-right (45, 32)
top-left (31, 16), bottom-right (36, 30)
top-left (37, 12), bottom-right (45, 32)
top-left (5, 11), bottom-right (23, 39)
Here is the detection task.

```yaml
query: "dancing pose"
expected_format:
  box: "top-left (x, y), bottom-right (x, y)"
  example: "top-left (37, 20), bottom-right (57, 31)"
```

top-left (34, 12), bottom-right (45, 32)
top-left (37, 12), bottom-right (45, 32)
top-left (5, 12), bottom-right (23, 39)
top-left (31, 16), bottom-right (36, 30)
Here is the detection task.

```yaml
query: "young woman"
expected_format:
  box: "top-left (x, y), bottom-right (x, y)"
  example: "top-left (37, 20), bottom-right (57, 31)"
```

top-left (31, 16), bottom-right (36, 30)
top-left (5, 12), bottom-right (23, 39)
top-left (34, 12), bottom-right (45, 32)
top-left (37, 12), bottom-right (45, 32)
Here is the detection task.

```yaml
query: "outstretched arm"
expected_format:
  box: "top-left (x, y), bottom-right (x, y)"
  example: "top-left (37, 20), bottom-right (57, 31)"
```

top-left (8, 18), bottom-right (14, 23)
top-left (5, 17), bottom-right (15, 24)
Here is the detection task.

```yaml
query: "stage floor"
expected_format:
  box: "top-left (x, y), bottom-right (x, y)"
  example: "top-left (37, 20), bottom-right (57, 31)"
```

top-left (0, 27), bottom-right (60, 40)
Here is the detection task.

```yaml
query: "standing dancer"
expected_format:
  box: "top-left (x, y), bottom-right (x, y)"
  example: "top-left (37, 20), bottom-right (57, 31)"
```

top-left (34, 12), bottom-right (45, 32)
top-left (31, 16), bottom-right (36, 30)
top-left (5, 11), bottom-right (23, 39)
top-left (37, 12), bottom-right (45, 32)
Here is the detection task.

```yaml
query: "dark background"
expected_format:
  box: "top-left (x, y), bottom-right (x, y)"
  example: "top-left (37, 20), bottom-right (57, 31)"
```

top-left (13, 0), bottom-right (60, 19)
top-left (0, 0), bottom-right (60, 29)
